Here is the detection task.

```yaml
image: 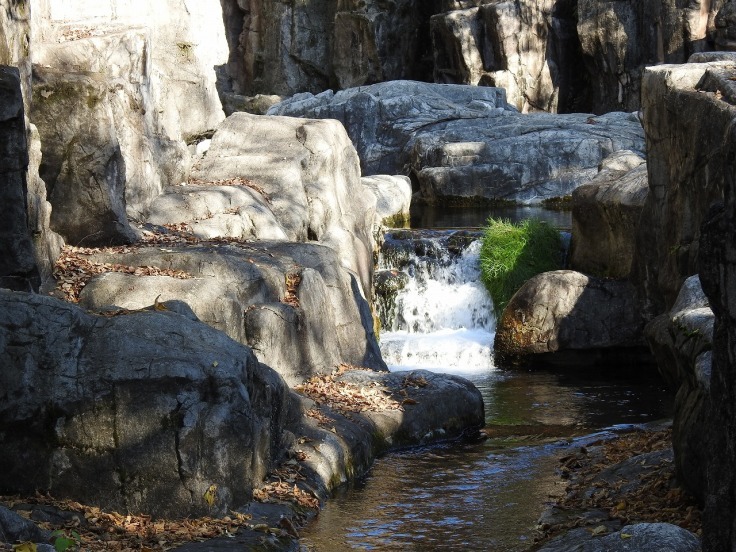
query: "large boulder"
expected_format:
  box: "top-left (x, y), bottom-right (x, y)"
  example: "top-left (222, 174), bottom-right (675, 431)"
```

top-left (644, 276), bottom-right (713, 499)
top-left (570, 151), bottom-right (647, 278)
top-left (269, 81), bottom-right (645, 205)
top-left (0, 66), bottom-right (39, 291)
top-left (576, 0), bottom-right (723, 113)
top-left (0, 289), bottom-right (292, 518)
top-left (632, 61), bottom-right (736, 319)
top-left (362, 174), bottom-right (412, 229)
top-left (77, 241), bottom-right (386, 386)
top-left (33, 30), bottom-right (190, 219)
top-left (164, 112), bottom-right (377, 295)
top-left (495, 270), bottom-right (645, 361)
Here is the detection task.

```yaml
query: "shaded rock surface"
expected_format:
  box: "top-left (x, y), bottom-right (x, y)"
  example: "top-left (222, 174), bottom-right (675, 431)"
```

top-left (699, 200), bottom-right (736, 551)
top-left (32, 67), bottom-right (138, 246)
top-left (495, 270), bottom-right (644, 360)
top-left (77, 241), bottom-right (385, 386)
top-left (0, 504), bottom-right (50, 546)
top-left (0, 289), bottom-right (292, 518)
top-left (646, 294), bottom-right (711, 501)
top-left (270, 81), bottom-right (645, 205)
top-left (570, 151), bottom-right (647, 278)
top-left (0, 65), bottom-right (39, 291)
top-left (577, 0), bottom-right (722, 114)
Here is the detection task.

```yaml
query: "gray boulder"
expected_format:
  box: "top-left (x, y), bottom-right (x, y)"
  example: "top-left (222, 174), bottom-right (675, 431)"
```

top-left (0, 504), bottom-right (50, 546)
top-left (0, 289), bottom-right (291, 518)
top-left (362, 174), bottom-right (412, 229)
top-left (78, 241), bottom-right (386, 386)
top-left (570, 151), bottom-right (647, 278)
top-left (632, 61), bottom-right (736, 319)
top-left (0, 66), bottom-right (39, 292)
top-left (538, 522), bottom-right (701, 552)
top-left (270, 81), bottom-right (645, 205)
top-left (495, 270), bottom-right (644, 359)
top-left (160, 112), bottom-right (377, 296)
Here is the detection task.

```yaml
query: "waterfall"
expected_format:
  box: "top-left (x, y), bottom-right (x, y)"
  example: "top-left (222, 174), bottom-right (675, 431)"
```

top-left (376, 230), bottom-right (496, 374)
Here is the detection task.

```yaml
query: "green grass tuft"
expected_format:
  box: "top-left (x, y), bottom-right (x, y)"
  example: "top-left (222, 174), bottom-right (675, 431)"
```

top-left (480, 217), bottom-right (563, 315)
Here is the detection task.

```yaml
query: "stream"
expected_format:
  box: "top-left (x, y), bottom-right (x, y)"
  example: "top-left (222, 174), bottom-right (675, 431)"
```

top-left (301, 208), bottom-right (672, 551)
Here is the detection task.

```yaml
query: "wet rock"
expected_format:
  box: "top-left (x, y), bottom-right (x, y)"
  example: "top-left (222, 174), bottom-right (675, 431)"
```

top-left (78, 242), bottom-right (386, 386)
top-left (374, 269), bottom-right (410, 330)
top-left (292, 369), bottom-right (484, 495)
top-left (270, 82), bottom-right (645, 205)
top-left (570, 152), bottom-right (647, 278)
top-left (0, 289), bottom-right (292, 518)
top-left (538, 522), bottom-right (701, 552)
top-left (495, 270), bottom-right (644, 360)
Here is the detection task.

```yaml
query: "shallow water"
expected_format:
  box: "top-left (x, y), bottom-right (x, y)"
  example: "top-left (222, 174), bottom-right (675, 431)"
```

top-left (300, 367), bottom-right (672, 551)
top-left (301, 214), bottom-right (671, 551)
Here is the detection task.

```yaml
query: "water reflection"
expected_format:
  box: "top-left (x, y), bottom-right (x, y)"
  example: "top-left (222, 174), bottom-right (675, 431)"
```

top-left (300, 368), bottom-right (672, 551)
top-left (411, 205), bottom-right (572, 231)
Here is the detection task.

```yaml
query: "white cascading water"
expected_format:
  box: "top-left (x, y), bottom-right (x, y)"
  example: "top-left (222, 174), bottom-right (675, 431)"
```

top-left (379, 238), bottom-right (496, 374)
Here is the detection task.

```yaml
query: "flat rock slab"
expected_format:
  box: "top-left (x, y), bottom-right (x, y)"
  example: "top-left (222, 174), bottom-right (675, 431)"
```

top-left (269, 81), bottom-right (645, 204)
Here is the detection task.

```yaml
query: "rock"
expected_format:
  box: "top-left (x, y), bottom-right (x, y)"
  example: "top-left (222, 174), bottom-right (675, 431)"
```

top-left (632, 61), bottom-right (736, 319)
top-left (495, 270), bottom-right (645, 360)
top-left (270, 82), bottom-right (645, 205)
top-left (291, 368), bottom-right (484, 494)
top-left (268, 80), bottom-right (512, 175)
top-left (570, 152), bottom-right (647, 278)
top-left (714, 1), bottom-right (736, 50)
top-left (431, 0), bottom-right (586, 113)
top-left (0, 0), bottom-right (31, 109)
top-left (699, 200), bottom-right (736, 551)
top-left (181, 112), bottom-right (376, 295)
top-left (77, 241), bottom-right (386, 386)
top-left (0, 65), bottom-right (39, 291)
top-left (576, 0), bottom-right (722, 114)
top-left (32, 0), bottom-right (227, 142)
top-left (31, 29), bottom-right (192, 220)
top-left (0, 504), bottom-right (50, 546)
top-left (538, 522), bottom-right (701, 552)
top-left (332, 0), bottom-right (431, 89)
top-left (32, 67), bottom-right (138, 246)
top-left (362, 174), bottom-right (412, 228)
top-left (0, 289), bottom-right (292, 518)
